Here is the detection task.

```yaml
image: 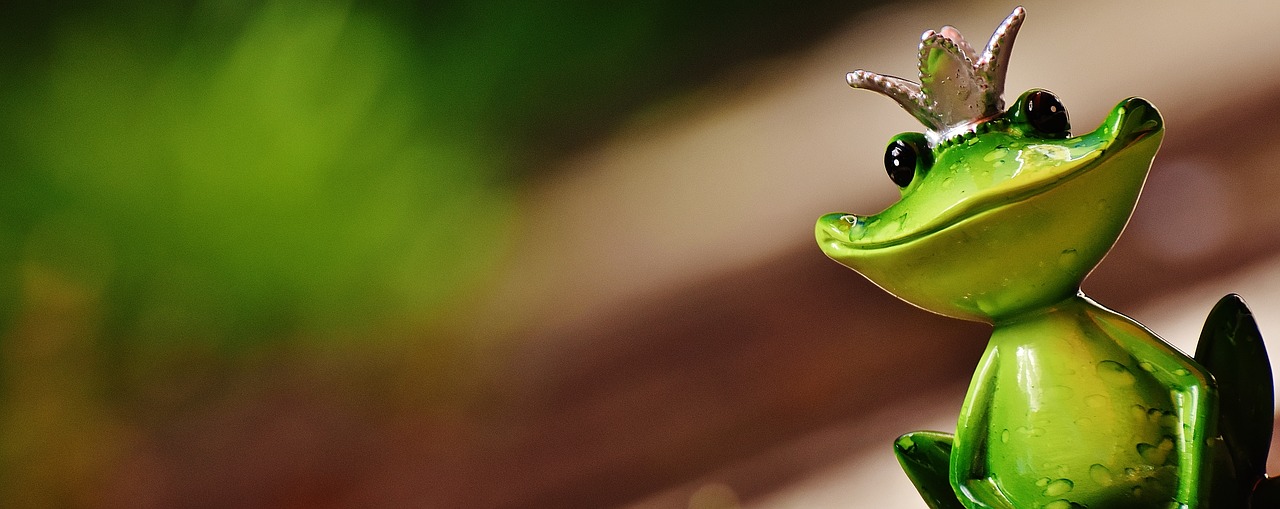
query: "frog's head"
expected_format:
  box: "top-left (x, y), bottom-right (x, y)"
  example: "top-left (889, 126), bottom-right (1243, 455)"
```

top-left (816, 7), bottom-right (1164, 323)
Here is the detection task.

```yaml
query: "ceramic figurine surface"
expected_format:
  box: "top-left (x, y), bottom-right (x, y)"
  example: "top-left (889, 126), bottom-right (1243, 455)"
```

top-left (815, 7), bottom-right (1279, 509)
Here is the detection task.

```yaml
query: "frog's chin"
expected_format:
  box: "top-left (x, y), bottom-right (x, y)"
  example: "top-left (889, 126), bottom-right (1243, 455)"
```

top-left (817, 97), bottom-right (1163, 322)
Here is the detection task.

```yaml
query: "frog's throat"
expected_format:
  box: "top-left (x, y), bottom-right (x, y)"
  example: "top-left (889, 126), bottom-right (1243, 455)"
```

top-left (824, 98), bottom-right (1162, 252)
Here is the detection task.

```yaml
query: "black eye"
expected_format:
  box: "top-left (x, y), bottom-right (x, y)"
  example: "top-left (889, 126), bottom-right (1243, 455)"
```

top-left (884, 139), bottom-right (918, 188)
top-left (1025, 90), bottom-right (1070, 136)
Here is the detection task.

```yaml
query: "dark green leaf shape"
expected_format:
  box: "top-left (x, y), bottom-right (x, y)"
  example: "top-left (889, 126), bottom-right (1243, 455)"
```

top-left (894, 431), bottom-right (965, 509)
top-left (1194, 294), bottom-right (1274, 493)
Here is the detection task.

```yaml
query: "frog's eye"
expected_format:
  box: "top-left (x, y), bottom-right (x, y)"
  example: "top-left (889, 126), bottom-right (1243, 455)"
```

top-left (1024, 90), bottom-right (1070, 137)
top-left (884, 136), bottom-right (926, 188)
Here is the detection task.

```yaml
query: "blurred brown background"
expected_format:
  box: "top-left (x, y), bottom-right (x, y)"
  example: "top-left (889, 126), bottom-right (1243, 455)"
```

top-left (4, 0), bottom-right (1280, 507)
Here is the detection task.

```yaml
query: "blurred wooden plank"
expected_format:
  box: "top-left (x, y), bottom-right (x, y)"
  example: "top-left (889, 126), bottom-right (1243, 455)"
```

top-left (438, 249), bottom-right (983, 508)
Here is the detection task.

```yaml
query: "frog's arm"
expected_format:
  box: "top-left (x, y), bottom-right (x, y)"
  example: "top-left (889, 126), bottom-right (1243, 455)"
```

top-left (1090, 306), bottom-right (1217, 509)
top-left (950, 343), bottom-right (1016, 509)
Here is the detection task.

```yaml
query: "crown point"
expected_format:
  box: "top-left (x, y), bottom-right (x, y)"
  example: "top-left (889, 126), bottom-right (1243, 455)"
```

top-left (846, 7), bottom-right (1027, 144)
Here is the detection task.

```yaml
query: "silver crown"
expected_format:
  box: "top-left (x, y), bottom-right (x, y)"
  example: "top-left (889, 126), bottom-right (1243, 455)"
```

top-left (847, 7), bottom-right (1025, 144)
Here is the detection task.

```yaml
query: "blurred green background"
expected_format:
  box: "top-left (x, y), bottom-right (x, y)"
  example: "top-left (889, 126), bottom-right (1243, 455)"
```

top-left (0, 1), bottom-right (881, 506)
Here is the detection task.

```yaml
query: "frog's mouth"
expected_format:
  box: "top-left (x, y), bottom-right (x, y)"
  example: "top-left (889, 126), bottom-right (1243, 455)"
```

top-left (819, 97), bottom-right (1163, 253)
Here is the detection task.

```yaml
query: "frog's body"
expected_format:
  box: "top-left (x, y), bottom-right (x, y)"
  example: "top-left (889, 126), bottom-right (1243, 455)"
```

top-left (953, 296), bottom-right (1210, 509)
top-left (815, 7), bottom-right (1276, 509)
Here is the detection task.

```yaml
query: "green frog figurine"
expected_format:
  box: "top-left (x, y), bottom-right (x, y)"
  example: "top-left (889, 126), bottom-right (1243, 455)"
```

top-left (815, 7), bottom-right (1279, 509)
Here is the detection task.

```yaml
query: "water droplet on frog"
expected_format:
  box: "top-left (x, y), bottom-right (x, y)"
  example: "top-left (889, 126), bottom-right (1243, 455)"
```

top-left (1016, 426), bottom-right (1045, 437)
top-left (984, 148), bottom-right (1008, 162)
top-left (1043, 500), bottom-right (1072, 509)
top-left (1035, 477), bottom-right (1051, 487)
top-left (1058, 248), bottom-right (1078, 268)
top-left (1043, 479), bottom-right (1074, 496)
top-left (1001, 429), bottom-right (1010, 443)
top-left (1097, 360), bottom-right (1136, 387)
top-left (941, 177), bottom-right (953, 189)
top-left (1137, 439), bottom-right (1173, 464)
top-left (1173, 368), bottom-right (1189, 376)
top-left (1085, 394), bottom-right (1109, 408)
top-left (1089, 464), bottom-right (1114, 486)
top-left (1138, 361), bottom-right (1155, 372)
top-left (1147, 408), bottom-right (1167, 424)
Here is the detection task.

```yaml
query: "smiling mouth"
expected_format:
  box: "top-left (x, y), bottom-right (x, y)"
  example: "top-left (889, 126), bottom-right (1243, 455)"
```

top-left (819, 97), bottom-right (1163, 252)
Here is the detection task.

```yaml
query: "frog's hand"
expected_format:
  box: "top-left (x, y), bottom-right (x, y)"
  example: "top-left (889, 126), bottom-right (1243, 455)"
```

top-left (1194, 293), bottom-right (1274, 496)
top-left (894, 431), bottom-right (965, 509)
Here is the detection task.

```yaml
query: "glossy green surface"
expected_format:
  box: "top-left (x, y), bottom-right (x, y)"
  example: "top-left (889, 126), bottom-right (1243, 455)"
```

top-left (953, 295), bottom-right (1213, 509)
top-left (814, 86), bottom-right (1280, 507)
top-left (818, 91), bottom-right (1162, 323)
